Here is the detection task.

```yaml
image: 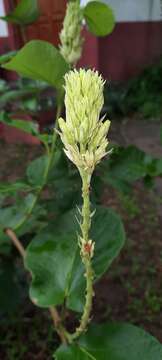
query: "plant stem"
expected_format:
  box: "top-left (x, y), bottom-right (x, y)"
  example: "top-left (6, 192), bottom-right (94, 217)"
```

top-left (20, 26), bottom-right (28, 44)
top-left (5, 228), bottom-right (25, 258)
top-left (49, 307), bottom-right (67, 344)
top-left (69, 171), bottom-right (94, 341)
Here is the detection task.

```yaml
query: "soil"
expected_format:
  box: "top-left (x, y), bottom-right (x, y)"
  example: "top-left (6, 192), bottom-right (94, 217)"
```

top-left (0, 118), bottom-right (162, 359)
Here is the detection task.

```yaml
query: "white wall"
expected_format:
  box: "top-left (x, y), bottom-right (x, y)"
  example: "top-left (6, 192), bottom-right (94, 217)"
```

top-left (81, 0), bottom-right (162, 22)
top-left (0, 0), bottom-right (9, 37)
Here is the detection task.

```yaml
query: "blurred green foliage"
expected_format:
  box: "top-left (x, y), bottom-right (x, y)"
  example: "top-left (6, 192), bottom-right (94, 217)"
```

top-left (104, 58), bottom-right (162, 119)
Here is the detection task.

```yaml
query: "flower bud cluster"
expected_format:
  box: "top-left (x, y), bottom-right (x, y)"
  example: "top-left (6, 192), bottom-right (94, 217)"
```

top-left (58, 69), bottom-right (111, 174)
top-left (60, 0), bottom-right (83, 66)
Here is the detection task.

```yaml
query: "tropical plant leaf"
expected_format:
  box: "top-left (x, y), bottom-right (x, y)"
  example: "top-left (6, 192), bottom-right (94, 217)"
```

top-left (25, 206), bottom-right (125, 310)
top-left (83, 1), bottom-right (115, 37)
top-left (55, 322), bottom-right (162, 360)
top-left (1, 0), bottom-right (39, 25)
top-left (3, 40), bottom-right (69, 88)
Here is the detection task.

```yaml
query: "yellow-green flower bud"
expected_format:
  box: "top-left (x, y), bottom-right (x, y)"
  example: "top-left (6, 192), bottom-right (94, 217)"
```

top-left (58, 69), bottom-right (111, 174)
top-left (60, 0), bottom-right (83, 66)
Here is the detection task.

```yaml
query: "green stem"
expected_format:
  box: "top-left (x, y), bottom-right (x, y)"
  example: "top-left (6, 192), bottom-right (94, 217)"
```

top-left (68, 171), bottom-right (94, 342)
top-left (81, 172), bottom-right (91, 241)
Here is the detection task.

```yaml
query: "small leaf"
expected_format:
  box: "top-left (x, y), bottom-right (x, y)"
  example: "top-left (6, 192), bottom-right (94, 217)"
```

top-left (0, 51), bottom-right (17, 65)
top-left (0, 112), bottom-right (39, 135)
top-left (25, 206), bottom-right (125, 310)
top-left (55, 322), bottom-right (162, 360)
top-left (26, 155), bottom-right (49, 187)
top-left (83, 1), bottom-right (115, 37)
top-left (3, 40), bottom-right (69, 88)
top-left (25, 232), bottom-right (77, 307)
top-left (101, 145), bottom-right (150, 192)
top-left (0, 88), bottom-right (40, 106)
top-left (0, 193), bottom-right (36, 230)
top-left (0, 181), bottom-right (31, 194)
top-left (1, 0), bottom-right (39, 25)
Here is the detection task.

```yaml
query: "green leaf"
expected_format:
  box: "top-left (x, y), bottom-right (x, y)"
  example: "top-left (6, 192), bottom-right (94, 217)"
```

top-left (1, 0), bottom-right (39, 25)
top-left (62, 206), bottom-right (125, 312)
top-left (25, 206), bottom-right (125, 310)
top-left (0, 51), bottom-right (17, 65)
top-left (0, 193), bottom-right (36, 230)
top-left (55, 322), bottom-right (162, 360)
top-left (25, 232), bottom-right (77, 307)
top-left (83, 1), bottom-right (115, 37)
top-left (26, 155), bottom-right (49, 187)
top-left (102, 145), bottom-right (150, 192)
top-left (0, 88), bottom-right (40, 106)
top-left (0, 112), bottom-right (39, 135)
top-left (55, 344), bottom-right (94, 359)
top-left (3, 40), bottom-right (69, 88)
top-left (38, 134), bottom-right (53, 146)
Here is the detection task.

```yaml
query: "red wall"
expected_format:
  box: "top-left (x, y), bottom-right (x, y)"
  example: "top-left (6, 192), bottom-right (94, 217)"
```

top-left (1, 1), bottom-right (162, 82)
top-left (80, 21), bottom-right (162, 82)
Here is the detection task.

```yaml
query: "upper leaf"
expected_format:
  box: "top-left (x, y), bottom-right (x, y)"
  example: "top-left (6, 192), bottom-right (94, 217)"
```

top-left (3, 40), bottom-right (69, 89)
top-left (25, 206), bottom-right (125, 310)
top-left (1, 0), bottom-right (39, 25)
top-left (55, 322), bottom-right (162, 360)
top-left (83, 1), bottom-right (115, 37)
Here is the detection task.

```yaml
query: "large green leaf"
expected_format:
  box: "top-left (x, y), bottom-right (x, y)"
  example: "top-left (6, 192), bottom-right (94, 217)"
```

top-left (25, 232), bottom-right (77, 307)
top-left (1, 0), bottom-right (39, 25)
top-left (3, 40), bottom-right (69, 88)
top-left (83, 1), bottom-right (115, 37)
top-left (25, 206), bottom-right (125, 310)
top-left (55, 322), bottom-right (162, 360)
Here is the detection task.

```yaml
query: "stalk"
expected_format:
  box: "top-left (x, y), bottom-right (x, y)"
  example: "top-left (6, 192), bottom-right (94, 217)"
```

top-left (68, 171), bottom-right (94, 341)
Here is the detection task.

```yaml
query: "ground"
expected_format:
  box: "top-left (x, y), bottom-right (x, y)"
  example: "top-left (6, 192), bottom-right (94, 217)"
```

top-left (0, 118), bottom-right (162, 359)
